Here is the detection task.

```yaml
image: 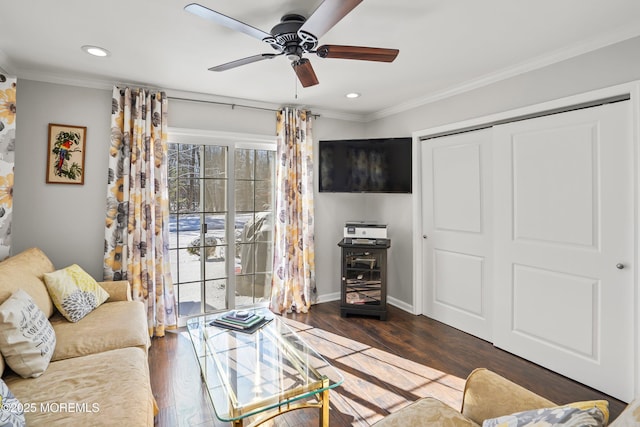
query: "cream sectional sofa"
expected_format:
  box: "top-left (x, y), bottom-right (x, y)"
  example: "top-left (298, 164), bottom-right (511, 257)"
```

top-left (0, 248), bottom-right (155, 426)
top-left (373, 368), bottom-right (640, 426)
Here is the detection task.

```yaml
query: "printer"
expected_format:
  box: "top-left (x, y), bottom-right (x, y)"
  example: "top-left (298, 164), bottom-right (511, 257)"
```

top-left (343, 221), bottom-right (388, 245)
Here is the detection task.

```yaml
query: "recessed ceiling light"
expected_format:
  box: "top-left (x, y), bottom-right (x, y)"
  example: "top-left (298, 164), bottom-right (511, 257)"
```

top-left (345, 92), bottom-right (360, 99)
top-left (81, 45), bottom-right (110, 57)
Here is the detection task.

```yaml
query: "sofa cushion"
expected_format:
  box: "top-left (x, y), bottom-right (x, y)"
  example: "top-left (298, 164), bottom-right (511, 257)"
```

top-left (0, 377), bottom-right (26, 426)
top-left (4, 346), bottom-right (154, 426)
top-left (482, 400), bottom-right (609, 427)
top-left (0, 248), bottom-right (55, 318)
top-left (43, 264), bottom-right (109, 322)
top-left (49, 300), bottom-right (149, 361)
top-left (371, 397), bottom-right (480, 427)
top-left (0, 289), bottom-right (56, 378)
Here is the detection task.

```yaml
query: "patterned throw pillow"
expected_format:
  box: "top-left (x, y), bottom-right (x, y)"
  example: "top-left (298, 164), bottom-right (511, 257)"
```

top-left (482, 400), bottom-right (609, 427)
top-left (43, 264), bottom-right (109, 323)
top-left (0, 289), bottom-right (56, 378)
top-left (0, 378), bottom-right (25, 427)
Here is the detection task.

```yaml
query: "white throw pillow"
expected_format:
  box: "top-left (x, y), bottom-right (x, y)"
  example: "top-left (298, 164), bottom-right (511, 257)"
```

top-left (0, 289), bottom-right (56, 378)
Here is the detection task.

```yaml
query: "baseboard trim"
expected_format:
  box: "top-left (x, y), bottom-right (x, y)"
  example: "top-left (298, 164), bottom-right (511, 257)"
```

top-left (388, 296), bottom-right (415, 315)
top-left (316, 292), bottom-right (340, 304)
top-left (315, 292), bottom-right (416, 315)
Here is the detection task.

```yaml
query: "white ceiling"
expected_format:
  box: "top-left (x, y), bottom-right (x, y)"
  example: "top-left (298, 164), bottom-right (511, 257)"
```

top-left (2, 0), bottom-right (640, 119)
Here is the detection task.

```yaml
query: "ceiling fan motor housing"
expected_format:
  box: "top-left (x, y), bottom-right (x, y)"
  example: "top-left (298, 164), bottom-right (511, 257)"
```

top-left (265, 14), bottom-right (317, 60)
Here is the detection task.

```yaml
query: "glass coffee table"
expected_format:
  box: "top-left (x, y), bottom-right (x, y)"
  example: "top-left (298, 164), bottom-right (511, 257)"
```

top-left (186, 307), bottom-right (344, 427)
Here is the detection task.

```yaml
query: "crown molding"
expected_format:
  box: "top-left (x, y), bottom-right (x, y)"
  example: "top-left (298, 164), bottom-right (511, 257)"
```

top-left (12, 68), bottom-right (116, 91)
top-left (308, 107), bottom-right (368, 123)
top-left (365, 24), bottom-right (640, 122)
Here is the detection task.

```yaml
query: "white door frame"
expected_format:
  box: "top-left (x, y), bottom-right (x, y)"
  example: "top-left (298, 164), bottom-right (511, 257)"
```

top-left (412, 80), bottom-right (640, 397)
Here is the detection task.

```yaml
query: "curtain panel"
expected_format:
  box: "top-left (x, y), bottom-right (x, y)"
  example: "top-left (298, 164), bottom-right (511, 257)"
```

top-left (104, 86), bottom-right (176, 337)
top-left (0, 74), bottom-right (16, 260)
top-left (270, 108), bottom-right (316, 313)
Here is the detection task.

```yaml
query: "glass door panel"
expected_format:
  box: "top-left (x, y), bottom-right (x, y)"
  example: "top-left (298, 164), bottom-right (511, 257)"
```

top-left (169, 141), bottom-right (274, 317)
top-left (169, 143), bottom-right (228, 316)
top-left (235, 149), bottom-right (275, 307)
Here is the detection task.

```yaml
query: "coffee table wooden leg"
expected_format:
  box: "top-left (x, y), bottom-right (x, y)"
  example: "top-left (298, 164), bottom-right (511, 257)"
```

top-left (233, 420), bottom-right (244, 427)
top-left (319, 388), bottom-right (330, 426)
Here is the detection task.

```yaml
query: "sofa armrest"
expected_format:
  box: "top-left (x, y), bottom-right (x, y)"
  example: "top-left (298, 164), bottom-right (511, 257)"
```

top-left (461, 368), bottom-right (556, 424)
top-left (610, 396), bottom-right (639, 426)
top-left (98, 280), bottom-right (132, 302)
top-left (371, 397), bottom-right (480, 427)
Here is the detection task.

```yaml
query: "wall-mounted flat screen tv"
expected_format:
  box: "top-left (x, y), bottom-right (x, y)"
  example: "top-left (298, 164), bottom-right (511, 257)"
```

top-left (318, 137), bottom-right (412, 193)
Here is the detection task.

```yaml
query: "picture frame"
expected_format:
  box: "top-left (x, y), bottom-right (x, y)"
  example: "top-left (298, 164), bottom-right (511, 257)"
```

top-left (46, 123), bottom-right (87, 185)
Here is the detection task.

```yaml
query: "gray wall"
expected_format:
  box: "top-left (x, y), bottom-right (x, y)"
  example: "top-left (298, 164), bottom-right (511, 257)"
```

top-left (14, 81), bottom-right (111, 277)
top-left (11, 35), bottom-right (640, 309)
top-left (13, 83), bottom-right (366, 300)
top-left (363, 35), bottom-right (640, 311)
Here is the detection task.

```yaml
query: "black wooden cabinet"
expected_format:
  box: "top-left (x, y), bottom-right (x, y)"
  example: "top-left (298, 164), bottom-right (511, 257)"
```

top-left (338, 238), bottom-right (390, 320)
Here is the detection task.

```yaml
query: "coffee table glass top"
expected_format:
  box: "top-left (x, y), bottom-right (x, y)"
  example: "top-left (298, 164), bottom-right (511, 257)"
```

top-left (186, 307), bottom-right (344, 422)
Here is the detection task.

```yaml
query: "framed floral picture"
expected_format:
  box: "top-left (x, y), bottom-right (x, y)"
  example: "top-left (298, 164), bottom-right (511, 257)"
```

top-left (46, 123), bottom-right (86, 184)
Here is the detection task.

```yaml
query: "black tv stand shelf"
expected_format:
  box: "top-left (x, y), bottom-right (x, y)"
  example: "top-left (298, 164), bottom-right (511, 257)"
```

top-left (338, 238), bottom-right (390, 320)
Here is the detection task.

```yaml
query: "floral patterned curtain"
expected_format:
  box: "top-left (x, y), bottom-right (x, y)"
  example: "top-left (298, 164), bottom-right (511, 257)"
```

top-left (0, 74), bottom-right (16, 261)
top-left (270, 108), bottom-right (316, 313)
top-left (104, 86), bottom-right (176, 337)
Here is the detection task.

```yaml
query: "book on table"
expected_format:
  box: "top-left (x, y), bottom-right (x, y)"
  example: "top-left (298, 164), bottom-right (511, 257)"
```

top-left (210, 310), bottom-right (271, 333)
top-left (224, 310), bottom-right (258, 322)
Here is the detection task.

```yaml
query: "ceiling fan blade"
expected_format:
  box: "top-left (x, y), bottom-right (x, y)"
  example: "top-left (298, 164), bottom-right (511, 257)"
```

top-left (292, 58), bottom-right (319, 88)
top-left (316, 45), bottom-right (399, 62)
top-left (298, 0), bottom-right (363, 40)
top-left (184, 3), bottom-right (272, 41)
top-left (209, 54), bottom-right (281, 72)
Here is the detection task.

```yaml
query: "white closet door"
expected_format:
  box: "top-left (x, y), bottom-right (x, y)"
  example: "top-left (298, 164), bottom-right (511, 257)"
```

top-left (493, 101), bottom-right (634, 402)
top-left (421, 128), bottom-right (493, 341)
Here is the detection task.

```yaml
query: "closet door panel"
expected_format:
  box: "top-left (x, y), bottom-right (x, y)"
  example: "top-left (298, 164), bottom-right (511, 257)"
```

top-left (512, 125), bottom-right (596, 247)
top-left (421, 129), bottom-right (493, 341)
top-left (493, 101), bottom-right (634, 402)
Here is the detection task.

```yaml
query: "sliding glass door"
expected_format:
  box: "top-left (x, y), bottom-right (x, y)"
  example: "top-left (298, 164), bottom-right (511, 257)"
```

top-left (167, 131), bottom-right (275, 317)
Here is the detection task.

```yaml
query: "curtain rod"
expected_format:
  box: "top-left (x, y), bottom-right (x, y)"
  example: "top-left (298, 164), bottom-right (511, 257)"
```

top-left (114, 85), bottom-right (317, 116)
top-left (167, 96), bottom-right (320, 118)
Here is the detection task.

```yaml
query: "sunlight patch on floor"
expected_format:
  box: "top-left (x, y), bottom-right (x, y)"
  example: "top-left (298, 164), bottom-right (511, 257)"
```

top-left (283, 316), bottom-right (466, 425)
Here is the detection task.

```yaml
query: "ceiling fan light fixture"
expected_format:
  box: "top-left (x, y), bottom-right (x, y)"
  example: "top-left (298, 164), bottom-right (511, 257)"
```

top-left (81, 45), bottom-right (110, 57)
top-left (285, 44), bottom-right (303, 62)
top-left (345, 92), bottom-right (360, 99)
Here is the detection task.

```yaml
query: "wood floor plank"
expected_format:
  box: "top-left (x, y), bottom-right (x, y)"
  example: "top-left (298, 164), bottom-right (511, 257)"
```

top-left (149, 301), bottom-right (628, 426)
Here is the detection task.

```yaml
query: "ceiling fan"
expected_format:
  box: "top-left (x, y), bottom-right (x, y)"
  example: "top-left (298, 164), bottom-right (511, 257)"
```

top-left (184, 0), bottom-right (399, 88)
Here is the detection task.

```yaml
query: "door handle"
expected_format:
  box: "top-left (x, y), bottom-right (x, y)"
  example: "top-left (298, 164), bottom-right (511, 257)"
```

top-left (616, 263), bottom-right (625, 270)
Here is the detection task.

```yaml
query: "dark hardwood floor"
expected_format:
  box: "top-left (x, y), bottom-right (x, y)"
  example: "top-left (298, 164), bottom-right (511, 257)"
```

top-left (149, 301), bottom-right (627, 426)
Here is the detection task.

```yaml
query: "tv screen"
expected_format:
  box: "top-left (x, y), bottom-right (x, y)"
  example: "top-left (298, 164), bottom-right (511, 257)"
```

top-left (319, 137), bottom-right (412, 193)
